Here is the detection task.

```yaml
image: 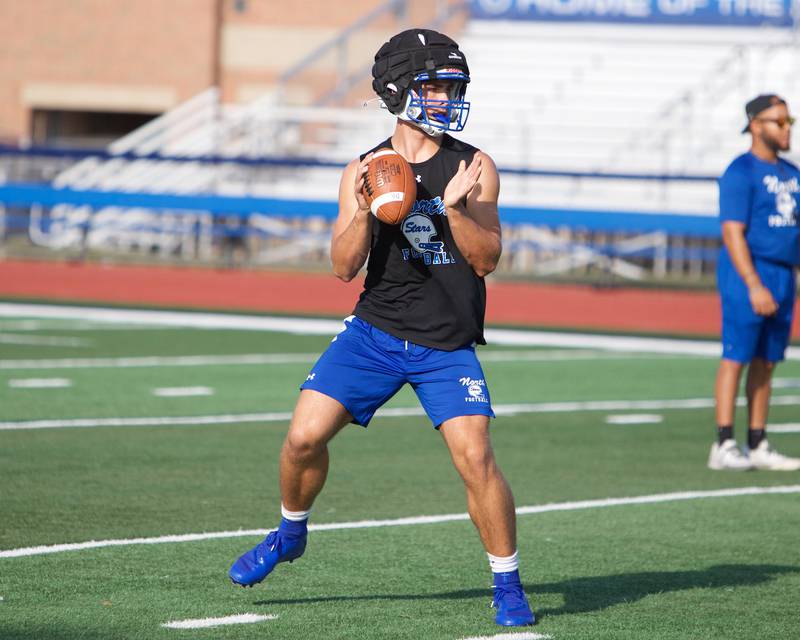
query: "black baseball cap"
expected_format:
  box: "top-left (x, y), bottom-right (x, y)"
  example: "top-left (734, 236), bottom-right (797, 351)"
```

top-left (742, 94), bottom-right (787, 133)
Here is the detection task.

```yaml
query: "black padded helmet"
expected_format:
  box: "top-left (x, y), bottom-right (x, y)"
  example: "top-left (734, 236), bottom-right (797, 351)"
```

top-left (371, 28), bottom-right (470, 116)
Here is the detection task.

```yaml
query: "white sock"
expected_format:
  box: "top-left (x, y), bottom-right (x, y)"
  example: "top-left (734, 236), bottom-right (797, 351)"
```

top-left (281, 504), bottom-right (311, 522)
top-left (488, 551), bottom-right (519, 574)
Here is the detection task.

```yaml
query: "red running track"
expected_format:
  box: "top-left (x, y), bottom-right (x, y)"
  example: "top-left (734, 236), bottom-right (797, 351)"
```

top-left (0, 258), bottom-right (795, 338)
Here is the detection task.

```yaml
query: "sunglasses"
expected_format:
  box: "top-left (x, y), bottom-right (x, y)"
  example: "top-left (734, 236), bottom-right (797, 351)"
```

top-left (753, 116), bottom-right (796, 128)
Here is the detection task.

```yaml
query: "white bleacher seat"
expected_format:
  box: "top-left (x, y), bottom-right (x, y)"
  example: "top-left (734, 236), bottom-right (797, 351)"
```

top-left (43, 18), bottom-right (800, 255)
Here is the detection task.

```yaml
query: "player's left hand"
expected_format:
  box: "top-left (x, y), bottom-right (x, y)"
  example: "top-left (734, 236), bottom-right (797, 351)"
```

top-left (749, 284), bottom-right (779, 316)
top-left (443, 155), bottom-right (482, 209)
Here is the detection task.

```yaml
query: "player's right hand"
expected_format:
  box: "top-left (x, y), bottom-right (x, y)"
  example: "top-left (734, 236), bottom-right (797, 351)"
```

top-left (748, 284), bottom-right (778, 316)
top-left (354, 152), bottom-right (374, 213)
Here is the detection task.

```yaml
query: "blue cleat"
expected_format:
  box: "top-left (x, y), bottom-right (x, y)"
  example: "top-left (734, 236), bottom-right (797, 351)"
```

top-left (229, 528), bottom-right (307, 587)
top-left (491, 571), bottom-right (535, 626)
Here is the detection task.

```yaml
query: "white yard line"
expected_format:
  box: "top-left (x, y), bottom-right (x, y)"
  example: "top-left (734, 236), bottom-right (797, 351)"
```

top-left (2, 485), bottom-right (798, 559)
top-left (492, 394), bottom-right (800, 416)
top-left (0, 320), bottom-right (172, 331)
top-left (0, 412), bottom-right (294, 431)
top-left (1, 395), bottom-right (798, 431)
top-left (769, 423), bottom-right (800, 433)
top-left (485, 328), bottom-right (730, 357)
top-left (0, 353), bottom-right (320, 370)
top-left (3, 302), bottom-right (793, 358)
top-left (0, 333), bottom-right (90, 347)
top-left (0, 320), bottom-right (50, 330)
top-left (604, 414), bottom-right (663, 425)
top-left (152, 386), bottom-right (214, 397)
top-left (459, 633), bottom-right (552, 640)
top-left (773, 378), bottom-right (800, 389)
top-left (162, 613), bottom-right (277, 629)
top-left (8, 378), bottom-right (72, 389)
top-left (0, 303), bottom-right (344, 335)
top-left (0, 349), bottom-right (693, 371)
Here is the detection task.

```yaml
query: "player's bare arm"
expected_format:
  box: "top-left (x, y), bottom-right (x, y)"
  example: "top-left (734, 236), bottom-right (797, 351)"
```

top-left (444, 151), bottom-right (502, 277)
top-left (331, 153), bottom-right (375, 282)
top-left (721, 221), bottom-right (778, 316)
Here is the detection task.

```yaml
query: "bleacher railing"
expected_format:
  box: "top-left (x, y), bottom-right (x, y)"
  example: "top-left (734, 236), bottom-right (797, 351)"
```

top-left (0, 145), bottom-right (722, 281)
top-left (273, 0), bottom-right (468, 107)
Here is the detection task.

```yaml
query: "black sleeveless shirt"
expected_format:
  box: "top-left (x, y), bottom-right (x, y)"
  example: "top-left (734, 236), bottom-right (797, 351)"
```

top-left (353, 134), bottom-right (487, 351)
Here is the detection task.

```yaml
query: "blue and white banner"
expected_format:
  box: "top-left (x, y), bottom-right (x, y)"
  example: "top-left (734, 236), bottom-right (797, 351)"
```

top-left (470, 0), bottom-right (795, 26)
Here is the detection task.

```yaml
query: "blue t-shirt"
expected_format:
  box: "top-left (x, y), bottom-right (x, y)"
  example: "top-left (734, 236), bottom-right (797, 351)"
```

top-left (718, 152), bottom-right (800, 266)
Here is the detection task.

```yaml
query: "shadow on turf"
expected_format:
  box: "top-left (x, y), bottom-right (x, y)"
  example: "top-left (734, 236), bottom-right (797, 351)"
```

top-left (253, 564), bottom-right (798, 618)
top-left (532, 564), bottom-right (799, 617)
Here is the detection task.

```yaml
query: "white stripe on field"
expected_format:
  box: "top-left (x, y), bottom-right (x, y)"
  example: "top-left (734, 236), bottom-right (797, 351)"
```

top-left (0, 303), bottom-right (344, 335)
top-left (486, 328), bottom-right (741, 357)
top-left (1, 395), bottom-right (798, 431)
top-left (0, 412), bottom-right (293, 431)
top-left (2, 485), bottom-right (798, 559)
top-left (0, 349), bottom-right (696, 371)
top-left (459, 633), bottom-right (552, 640)
top-left (769, 423), bottom-right (800, 433)
top-left (162, 613), bottom-right (277, 629)
top-left (2, 302), bottom-right (795, 358)
top-left (773, 378), bottom-right (800, 389)
top-left (604, 414), bottom-right (663, 425)
top-left (0, 353), bottom-right (320, 370)
top-left (152, 386), bottom-right (214, 397)
top-left (491, 394), bottom-right (800, 417)
top-left (8, 378), bottom-right (72, 389)
top-left (0, 320), bottom-right (176, 331)
top-left (0, 333), bottom-right (90, 347)
top-left (0, 320), bottom-right (50, 330)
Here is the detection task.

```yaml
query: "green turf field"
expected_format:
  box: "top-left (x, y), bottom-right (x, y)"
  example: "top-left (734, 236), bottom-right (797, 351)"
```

top-left (1, 309), bottom-right (799, 640)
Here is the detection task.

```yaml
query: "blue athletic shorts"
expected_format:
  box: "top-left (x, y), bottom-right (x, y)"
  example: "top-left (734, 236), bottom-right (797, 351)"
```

top-left (717, 252), bottom-right (797, 363)
top-left (300, 316), bottom-right (495, 428)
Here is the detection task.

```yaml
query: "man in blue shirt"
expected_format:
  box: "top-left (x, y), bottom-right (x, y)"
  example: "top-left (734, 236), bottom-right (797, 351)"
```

top-left (710, 94), bottom-right (800, 471)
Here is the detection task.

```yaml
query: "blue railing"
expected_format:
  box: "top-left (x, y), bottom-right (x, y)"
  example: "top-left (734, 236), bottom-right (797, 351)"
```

top-left (0, 182), bottom-right (720, 237)
top-left (0, 144), bottom-right (719, 182)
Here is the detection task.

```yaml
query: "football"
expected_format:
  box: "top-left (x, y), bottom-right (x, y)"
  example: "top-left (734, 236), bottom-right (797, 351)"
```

top-left (362, 148), bottom-right (417, 225)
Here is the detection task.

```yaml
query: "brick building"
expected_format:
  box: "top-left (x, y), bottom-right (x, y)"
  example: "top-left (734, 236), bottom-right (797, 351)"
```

top-left (0, 0), bottom-right (463, 147)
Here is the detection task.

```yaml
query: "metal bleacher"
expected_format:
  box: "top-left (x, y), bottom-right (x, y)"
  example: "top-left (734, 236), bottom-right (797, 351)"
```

top-left (460, 21), bottom-right (799, 210)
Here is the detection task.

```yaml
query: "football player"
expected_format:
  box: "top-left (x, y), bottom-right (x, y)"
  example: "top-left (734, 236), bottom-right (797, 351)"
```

top-left (229, 28), bottom-right (535, 627)
top-left (709, 94), bottom-right (800, 471)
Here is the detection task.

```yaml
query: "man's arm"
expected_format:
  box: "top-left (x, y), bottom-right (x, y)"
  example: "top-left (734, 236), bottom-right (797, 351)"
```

top-left (721, 221), bottom-right (778, 316)
top-left (443, 151), bottom-right (502, 278)
top-left (331, 154), bottom-right (375, 282)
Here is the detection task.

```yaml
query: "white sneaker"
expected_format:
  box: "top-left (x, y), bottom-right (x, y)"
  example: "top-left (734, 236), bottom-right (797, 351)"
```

top-left (747, 440), bottom-right (800, 471)
top-left (708, 439), bottom-right (753, 471)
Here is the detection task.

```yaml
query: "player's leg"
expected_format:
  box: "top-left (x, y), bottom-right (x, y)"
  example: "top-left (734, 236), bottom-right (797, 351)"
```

top-left (229, 391), bottom-right (352, 587)
top-left (710, 358), bottom-right (753, 470)
top-left (280, 389), bottom-right (353, 511)
top-left (745, 357), bottom-right (774, 430)
top-left (715, 358), bottom-right (745, 428)
top-left (711, 261), bottom-right (761, 470)
top-left (230, 316), bottom-right (405, 587)
top-left (408, 341), bottom-right (533, 626)
top-left (746, 282), bottom-right (800, 470)
top-left (439, 415), bottom-right (516, 555)
top-left (746, 359), bottom-right (800, 469)
top-left (439, 415), bottom-right (534, 626)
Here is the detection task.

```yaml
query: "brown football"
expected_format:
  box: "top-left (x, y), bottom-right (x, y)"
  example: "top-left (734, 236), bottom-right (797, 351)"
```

top-left (362, 148), bottom-right (417, 225)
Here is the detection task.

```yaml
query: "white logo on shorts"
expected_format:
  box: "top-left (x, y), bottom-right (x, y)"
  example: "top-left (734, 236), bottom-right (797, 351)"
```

top-left (459, 376), bottom-right (488, 403)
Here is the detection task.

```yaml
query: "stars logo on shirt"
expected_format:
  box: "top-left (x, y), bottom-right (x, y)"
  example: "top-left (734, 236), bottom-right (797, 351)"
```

top-left (415, 174), bottom-right (422, 183)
